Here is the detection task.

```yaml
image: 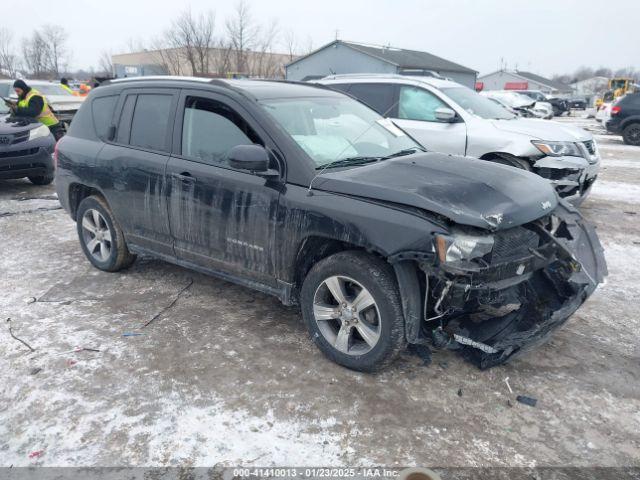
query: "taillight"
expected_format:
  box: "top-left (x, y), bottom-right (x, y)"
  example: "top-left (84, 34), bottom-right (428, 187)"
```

top-left (53, 140), bottom-right (60, 167)
top-left (611, 106), bottom-right (621, 116)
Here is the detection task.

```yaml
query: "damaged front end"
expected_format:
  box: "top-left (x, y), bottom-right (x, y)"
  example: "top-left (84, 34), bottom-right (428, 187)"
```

top-left (394, 201), bottom-right (607, 369)
top-left (531, 140), bottom-right (600, 204)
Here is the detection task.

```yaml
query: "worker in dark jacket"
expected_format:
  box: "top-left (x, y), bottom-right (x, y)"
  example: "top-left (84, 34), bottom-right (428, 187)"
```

top-left (9, 79), bottom-right (64, 140)
top-left (60, 77), bottom-right (75, 95)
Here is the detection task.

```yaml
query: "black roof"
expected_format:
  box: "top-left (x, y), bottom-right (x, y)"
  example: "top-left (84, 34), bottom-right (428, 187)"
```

top-left (514, 71), bottom-right (573, 92)
top-left (102, 76), bottom-right (341, 100)
top-left (287, 40), bottom-right (477, 74)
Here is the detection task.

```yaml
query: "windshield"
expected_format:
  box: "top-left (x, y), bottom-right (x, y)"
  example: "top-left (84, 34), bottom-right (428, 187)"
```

top-left (0, 103), bottom-right (9, 115)
top-left (34, 84), bottom-right (74, 96)
top-left (443, 87), bottom-right (515, 120)
top-left (260, 96), bottom-right (421, 168)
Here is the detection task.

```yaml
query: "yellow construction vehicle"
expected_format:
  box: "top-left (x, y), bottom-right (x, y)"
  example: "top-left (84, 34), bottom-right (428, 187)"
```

top-left (595, 78), bottom-right (636, 108)
top-left (609, 78), bottom-right (636, 98)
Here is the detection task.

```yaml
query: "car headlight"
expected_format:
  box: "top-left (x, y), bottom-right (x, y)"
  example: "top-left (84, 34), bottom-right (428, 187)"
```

top-left (532, 140), bottom-right (582, 157)
top-left (29, 124), bottom-right (51, 141)
top-left (434, 233), bottom-right (494, 264)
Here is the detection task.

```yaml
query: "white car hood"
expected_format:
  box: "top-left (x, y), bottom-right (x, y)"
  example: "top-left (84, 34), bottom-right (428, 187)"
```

top-left (45, 95), bottom-right (85, 110)
top-left (490, 118), bottom-right (592, 142)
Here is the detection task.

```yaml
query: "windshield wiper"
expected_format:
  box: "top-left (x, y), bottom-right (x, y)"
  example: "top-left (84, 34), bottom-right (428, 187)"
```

top-left (315, 156), bottom-right (381, 170)
top-left (379, 147), bottom-right (425, 160)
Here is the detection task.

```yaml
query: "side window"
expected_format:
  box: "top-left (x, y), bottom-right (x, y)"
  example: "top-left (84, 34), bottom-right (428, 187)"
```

top-left (347, 83), bottom-right (396, 116)
top-left (398, 86), bottom-right (447, 122)
top-left (181, 96), bottom-right (261, 165)
top-left (129, 94), bottom-right (173, 151)
top-left (91, 95), bottom-right (118, 140)
top-left (116, 95), bottom-right (136, 144)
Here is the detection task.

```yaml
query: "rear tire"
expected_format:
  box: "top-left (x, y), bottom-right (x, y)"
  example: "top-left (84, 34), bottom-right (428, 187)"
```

top-left (76, 195), bottom-right (136, 272)
top-left (300, 251), bottom-right (406, 372)
top-left (622, 123), bottom-right (640, 146)
top-left (28, 174), bottom-right (54, 185)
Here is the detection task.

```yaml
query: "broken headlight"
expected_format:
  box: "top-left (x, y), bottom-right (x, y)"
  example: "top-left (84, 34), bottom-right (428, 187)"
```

top-left (435, 233), bottom-right (494, 264)
top-left (532, 140), bottom-right (582, 157)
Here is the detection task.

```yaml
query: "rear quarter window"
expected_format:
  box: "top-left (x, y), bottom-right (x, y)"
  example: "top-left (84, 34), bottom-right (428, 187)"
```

top-left (91, 95), bottom-right (118, 140)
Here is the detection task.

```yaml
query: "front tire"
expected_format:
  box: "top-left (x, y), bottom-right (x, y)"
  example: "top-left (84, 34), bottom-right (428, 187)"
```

top-left (28, 173), bottom-right (54, 185)
top-left (300, 251), bottom-right (406, 372)
top-left (622, 123), bottom-right (640, 146)
top-left (76, 195), bottom-right (136, 272)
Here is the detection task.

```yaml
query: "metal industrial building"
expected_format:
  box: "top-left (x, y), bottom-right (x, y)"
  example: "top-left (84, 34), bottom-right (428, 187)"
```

top-left (477, 70), bottom-right (573, 95)
top-left (285, 40), bottom-right (478, 88)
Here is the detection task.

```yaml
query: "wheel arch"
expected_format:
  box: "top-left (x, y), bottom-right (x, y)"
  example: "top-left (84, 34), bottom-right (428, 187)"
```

top-left (67, 183), bottom-right (108, 221)
top-left (292, 235), bottom-right (387, 293)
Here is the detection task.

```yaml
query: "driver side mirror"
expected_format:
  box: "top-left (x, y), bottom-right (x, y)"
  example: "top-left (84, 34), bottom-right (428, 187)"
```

top-left (227, 144), bottom-right (279, 178)
top-left (434, 107), bottom-right (457, 123)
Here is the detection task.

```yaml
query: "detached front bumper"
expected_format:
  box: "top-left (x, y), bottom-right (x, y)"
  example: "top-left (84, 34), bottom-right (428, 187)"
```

top-left (416, 202), bottom-right (607, 369)
top-left (533, 155), bottom-right (600, 205)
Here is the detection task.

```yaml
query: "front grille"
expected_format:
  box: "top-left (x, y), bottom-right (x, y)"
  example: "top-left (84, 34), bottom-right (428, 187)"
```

top-left (0, 161), bottom-right (46, 172)
top-left (537, 167), bottom-right (580, 181)
top-left (12, 131), bottom-right (29, 144)
top-left (491, 227), bottom-right (540, 263)
top-left (0, 147), bottom-right (39, 159)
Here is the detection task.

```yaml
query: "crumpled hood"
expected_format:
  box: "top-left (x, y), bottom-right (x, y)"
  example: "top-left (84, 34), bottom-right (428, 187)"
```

top-left (490, 118), bottom-right (592, 142)
top-left (314, 153), bottom-right (558, 231)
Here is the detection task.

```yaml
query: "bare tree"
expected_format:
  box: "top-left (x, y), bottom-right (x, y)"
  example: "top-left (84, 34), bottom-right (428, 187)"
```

top-left (0, 28), bottom-right (20, 77)
top-left (250, 19), bottom-right (280, 77)
top-left (42, 24), bottom-right (69, 77)
top-left (149, 36), bottom-right (184, 75)
top-left (125, 37), bottom-right (147, 53)
top-left (162, 8), bottom-right (216, 76)
top-left (98, 51), bottom-right (114, 77)
top-left (594, 67), bottom-right (613, 78)
top-left (22, 31), bottom-right (50, 78)
top-left (226, 0), bottom-right (258, 74)
top-left (282, 29), bottom-right (298, 62)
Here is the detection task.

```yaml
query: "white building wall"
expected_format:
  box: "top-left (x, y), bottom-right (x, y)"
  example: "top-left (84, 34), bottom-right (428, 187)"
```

top-left (478, 71), bottom-right (552, 93)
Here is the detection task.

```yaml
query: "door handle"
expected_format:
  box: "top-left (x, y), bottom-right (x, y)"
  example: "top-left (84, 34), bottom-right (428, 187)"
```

top-left (172, 172), bottom-right (196, 183)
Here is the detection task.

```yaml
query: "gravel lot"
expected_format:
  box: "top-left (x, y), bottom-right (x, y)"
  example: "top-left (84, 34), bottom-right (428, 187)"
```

top-left (1, 113), bottom-right (638, 468)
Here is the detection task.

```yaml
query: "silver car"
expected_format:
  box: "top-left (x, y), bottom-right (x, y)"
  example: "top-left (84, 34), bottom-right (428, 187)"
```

top-left (317, 74), bottom-right (600, 204)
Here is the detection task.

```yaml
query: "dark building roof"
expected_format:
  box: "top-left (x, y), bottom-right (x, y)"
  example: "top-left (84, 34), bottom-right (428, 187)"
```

top-left (286, 40), bottom-right (477, 74)
top-left (513, 71), bottom-right (573, 92)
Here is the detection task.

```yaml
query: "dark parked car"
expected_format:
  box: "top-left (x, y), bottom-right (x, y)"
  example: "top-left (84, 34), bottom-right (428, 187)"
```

top-left (0, 101), bottom-right (56, 185)
top-left (568, 97), bottom-right (588, 109)
top-left (605, 93), bottom-right (640, 145)
top-left (516, 90), bottom-right (570, 116)
top-left (55, 77), bottom-right (606, 371)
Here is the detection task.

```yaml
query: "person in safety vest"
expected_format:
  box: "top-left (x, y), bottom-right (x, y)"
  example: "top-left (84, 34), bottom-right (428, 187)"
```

top-left (9, 79), bottom-right (64, 140)
top-left (60, 78), bottom-right (76, 96)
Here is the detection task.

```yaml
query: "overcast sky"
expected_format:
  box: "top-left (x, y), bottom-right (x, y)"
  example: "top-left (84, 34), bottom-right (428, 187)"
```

top-left (14, 0), bottom-right (640, 76)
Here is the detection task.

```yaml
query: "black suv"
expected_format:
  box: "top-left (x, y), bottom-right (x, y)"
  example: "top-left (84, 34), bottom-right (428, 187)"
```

top-left (56, 77), bottom-right (606, 371)
top-left (0, 102), bottom-right (56, 185)
top-left (605, 93), bottom-right (640, 145)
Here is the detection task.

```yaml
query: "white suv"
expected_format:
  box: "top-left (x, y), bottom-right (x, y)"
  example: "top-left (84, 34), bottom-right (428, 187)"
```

top-left (317, 74), bottom-right (600, 204)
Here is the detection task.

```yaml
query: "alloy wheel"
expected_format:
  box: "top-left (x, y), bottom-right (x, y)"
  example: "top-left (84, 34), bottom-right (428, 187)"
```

top-left (312, 275), bottom-right (381, 355)
top-left (81, 209), bottom-right (112, 262)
